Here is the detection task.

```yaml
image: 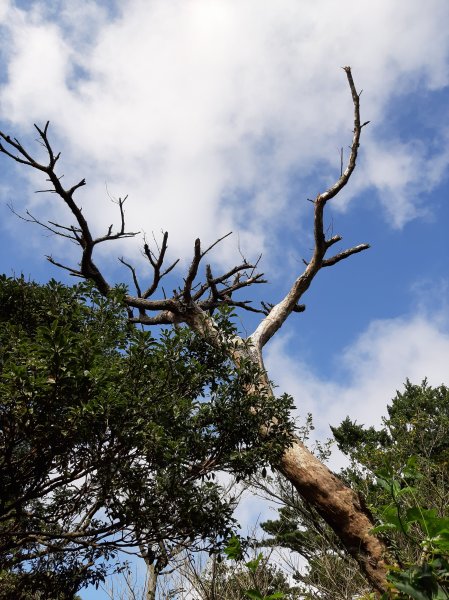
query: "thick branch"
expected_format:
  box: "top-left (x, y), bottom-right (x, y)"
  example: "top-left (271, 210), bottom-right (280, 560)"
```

top-left (250, 66), bottom-right (369, 351)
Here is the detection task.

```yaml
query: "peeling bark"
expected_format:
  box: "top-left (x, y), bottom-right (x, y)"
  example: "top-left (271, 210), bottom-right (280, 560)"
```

top-left (233, 344), bottom-right (389, 594)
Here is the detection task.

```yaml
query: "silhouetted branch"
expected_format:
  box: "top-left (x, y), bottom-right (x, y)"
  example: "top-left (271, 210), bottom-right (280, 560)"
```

top-left (0, 67), bottom-right (368, 333)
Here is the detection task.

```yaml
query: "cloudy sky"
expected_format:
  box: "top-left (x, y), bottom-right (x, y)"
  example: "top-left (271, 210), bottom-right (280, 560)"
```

top-left (1, 0), bottom-right (449, 595)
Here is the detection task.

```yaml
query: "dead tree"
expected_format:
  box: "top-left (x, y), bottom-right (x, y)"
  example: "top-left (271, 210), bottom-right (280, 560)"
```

top-left (0, 68), bottom-right (388, 593)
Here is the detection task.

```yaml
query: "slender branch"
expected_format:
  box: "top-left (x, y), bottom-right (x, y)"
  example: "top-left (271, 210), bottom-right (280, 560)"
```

top-left (201, 231), bottom-right (233, 255)
top-left (323, 243), bottom-right (370, 267)
top-left (184, 238), bottom-right (202, 303)
top-left (141, 232), bottom-right (179, 299)
top-left (46, 257), bottom-right (84, 278)
top-left (7, 205), bottom-right (80, 242)
top-left (119, 257), bottom-right (142, 297)
top-left (316, 67), bottom-right (367, 205)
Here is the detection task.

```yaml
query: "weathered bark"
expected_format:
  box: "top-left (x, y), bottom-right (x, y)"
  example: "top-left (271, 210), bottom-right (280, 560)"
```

top-left (145, 563), bottom-right (158, 600)
top-left (278, 439), bottom-right (387, 593)
top-left (139, 543), bottom-right (167, 600)
top-left (228, 339), bottom-right (389, 594)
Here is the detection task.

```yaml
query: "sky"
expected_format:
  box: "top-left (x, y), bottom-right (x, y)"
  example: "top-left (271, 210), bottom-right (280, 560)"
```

top-left (0, 0), bottom-right (449, 597)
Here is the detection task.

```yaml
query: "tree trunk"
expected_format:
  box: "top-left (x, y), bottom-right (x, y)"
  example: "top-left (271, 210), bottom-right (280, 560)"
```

top-left (188, 309), bottom-right (389, 594)
top-left (278, 438), bottom-right (387, 594)
top-left (145, 562), bottom-right (157, 600)
top-left (251, 346), bottom-right (388, 594)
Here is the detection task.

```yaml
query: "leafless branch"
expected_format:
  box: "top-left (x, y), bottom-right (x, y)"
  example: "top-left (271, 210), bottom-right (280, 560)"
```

top-left (184, 238), bottom-right (202, 303)
top-left (140, 231), bottom-right (180, 299)
top-left (119, 256), bottom-right (142, 297)
top-left (323, 243), bottom-right (371, 267)
top-left (7, 204), bottom-right (80, 243)
top-left (46, 256), bottom-right (84, 278)
top-left (250, 66), bottom-right (370, 351)
top-left (1, 68), bottom-right (368, 336)
top-left (0, 123), bottom-right (139, 295)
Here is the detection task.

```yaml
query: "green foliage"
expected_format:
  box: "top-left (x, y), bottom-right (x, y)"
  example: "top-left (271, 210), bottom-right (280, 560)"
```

top-left (333, 381), bottom-right (449, 599)
top-left (195, 535), bottom-right (300, 600)
top-left (371, 459), bottom-right (449, 600)
top-left (333, 381), bottom-right (449, 564)
top-left (223, 534), bottom-right (245, 561)
top-left (0, 276), bottom-right (294, 597)
top-left (0, 569), bottom-right (83, 599)
top-left (332, 379), bottom-right (449, 475)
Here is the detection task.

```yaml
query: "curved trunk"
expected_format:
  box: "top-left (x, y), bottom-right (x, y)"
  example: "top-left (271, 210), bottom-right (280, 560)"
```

top-left (238, 342), bottom-right (389, 594)
top-left (277, 438), bottom-right (387, 593)
top-left (184, 310), bottom-right (390, 594)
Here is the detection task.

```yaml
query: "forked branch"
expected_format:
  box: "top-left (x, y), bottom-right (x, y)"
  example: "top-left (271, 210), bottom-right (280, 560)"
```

top-left (0, 124), bottom-right (268, 323)
top-left (250, 66), bottom-right (370, 351)
top-left (0, 124), bottom-right (139, 295)
top-left (0, 67), bottom-right (369, 340)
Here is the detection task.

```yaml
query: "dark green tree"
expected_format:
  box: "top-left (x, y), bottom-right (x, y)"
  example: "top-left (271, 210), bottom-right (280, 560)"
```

top-left (0, 276), bottom-right (294, 598)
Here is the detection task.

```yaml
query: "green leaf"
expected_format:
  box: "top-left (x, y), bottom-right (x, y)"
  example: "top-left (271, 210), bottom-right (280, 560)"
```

top-left (396, 485), bottom-right (417, 498)
top-left (245, 590), bottom-right (264, 600)
top-left (380, 505), bottom-right (409, 533)
top-left (370, 523), bottom-right (398, 534)
top-left (224, 535), bottom-right (243, 561)
top-left (431, 529), bottom-right (449, 552)
top-left (245, 553), bottom-right (263, 573)
top-left (388, 573), bottom-right (432, 600)
top-left (392, 582), bottom-right (431, 600)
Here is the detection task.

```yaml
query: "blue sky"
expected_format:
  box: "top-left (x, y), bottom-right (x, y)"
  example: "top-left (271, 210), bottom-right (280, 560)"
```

top-left (1, 0), bottom-right (449, 597)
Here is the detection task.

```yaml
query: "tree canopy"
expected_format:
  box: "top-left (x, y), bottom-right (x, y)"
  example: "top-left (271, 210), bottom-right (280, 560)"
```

top-left (0, 275), bottom-right (294, 597)
top-left (0, 69), bottom-right (392, 593)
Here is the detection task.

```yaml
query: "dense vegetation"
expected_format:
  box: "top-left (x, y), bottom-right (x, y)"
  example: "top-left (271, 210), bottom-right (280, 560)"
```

top-left (0, 276), bottom-right (293, 598)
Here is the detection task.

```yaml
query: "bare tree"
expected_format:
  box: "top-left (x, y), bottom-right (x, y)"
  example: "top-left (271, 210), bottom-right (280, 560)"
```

top-left (0, 68), bottom-right (388, 593)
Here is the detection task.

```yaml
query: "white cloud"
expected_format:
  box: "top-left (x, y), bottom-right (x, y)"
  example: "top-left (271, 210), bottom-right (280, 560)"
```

top-left (266, 313), bottom-right (449, 447)
top-left (334, 131), bottom-right (449, 227)
top-left (0, 0), bottom-right (449, 265)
